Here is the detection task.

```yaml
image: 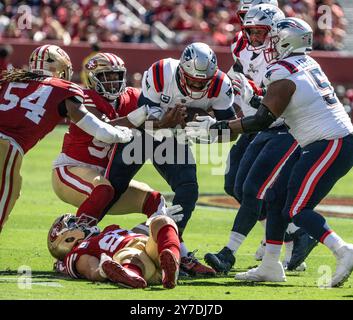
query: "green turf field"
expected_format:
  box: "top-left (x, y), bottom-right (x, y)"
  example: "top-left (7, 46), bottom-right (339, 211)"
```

top-left (1, 126), bottom-right (353, 300)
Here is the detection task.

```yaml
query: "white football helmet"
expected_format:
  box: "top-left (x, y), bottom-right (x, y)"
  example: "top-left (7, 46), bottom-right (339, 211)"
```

top-left (29, 45), bottom-right (73, 81)
top-left (84, 52), bottom-right (127, 100)
top-left (242, 4), bottom-right (285, 62)
top-left (274, 17), bottom-right (313, 60)
top-left (237, 0), bottom-right (279, 24)
top-left (179, 42), bottom-right (218, 100)
top-left (48, 214), bottom-right (94, 260)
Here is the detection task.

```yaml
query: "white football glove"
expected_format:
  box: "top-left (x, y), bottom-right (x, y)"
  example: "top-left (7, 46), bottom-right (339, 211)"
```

top-left (146, 196), bottom-right (184, 225)
top-left (114, 125), bottom-right (134, 143)
top-left (231, 72), bottom-right (254, 104)
top-left (185, 115), bottom-right (218, 144)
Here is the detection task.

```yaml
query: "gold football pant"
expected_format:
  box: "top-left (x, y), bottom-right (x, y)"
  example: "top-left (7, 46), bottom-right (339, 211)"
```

top-left (52, 166), bottom-right (154, 215)
top-left (113, 216), bottom-right (178, 284)
top-left (0, 139), bottom-right (23, 233)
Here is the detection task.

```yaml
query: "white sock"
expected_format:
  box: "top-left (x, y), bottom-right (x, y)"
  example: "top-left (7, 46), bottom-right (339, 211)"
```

top-left (286, 222), bottom-right (300, 235)
top-left (284, 241), bottom-right (294, 262)
top-left (263, 243), bottom-right (282, 264)
top-left (227, 231), bottom-right (246, 254)
top-left (180, 242), bottom-right (189, 258)
top-left (323, 232), bottom-right (346, 253)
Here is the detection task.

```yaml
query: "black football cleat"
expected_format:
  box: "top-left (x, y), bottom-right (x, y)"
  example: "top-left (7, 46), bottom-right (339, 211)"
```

top-left (204, 247), bottom-right (235, 274)
top-left (287, 228), bottom-right (318, 271)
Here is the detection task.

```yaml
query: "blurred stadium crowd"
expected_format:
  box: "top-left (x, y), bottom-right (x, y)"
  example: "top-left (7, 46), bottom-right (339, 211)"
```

top-left (0, 0), bottom-right (352, 117)
top-left (0, 0), bottom-right (347, 50)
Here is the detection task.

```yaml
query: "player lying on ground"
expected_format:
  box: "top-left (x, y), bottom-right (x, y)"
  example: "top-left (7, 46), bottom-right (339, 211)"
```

top-left (48, 206), bottom-right (182, 289)
top-left (0, 45), bottom-right (133, 234)
top-left (52, 52), bottom-right (171, 229)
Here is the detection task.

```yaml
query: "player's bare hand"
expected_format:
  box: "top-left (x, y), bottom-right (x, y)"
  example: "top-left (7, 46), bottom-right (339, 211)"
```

top-left (157, 105), bottom-right (187, 128)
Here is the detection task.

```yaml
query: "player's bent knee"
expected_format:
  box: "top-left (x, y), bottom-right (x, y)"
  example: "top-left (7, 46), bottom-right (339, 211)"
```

top-left (149, 216), bottom-right (178, 242)
top-left (113, 247), bottom-right (157, 282)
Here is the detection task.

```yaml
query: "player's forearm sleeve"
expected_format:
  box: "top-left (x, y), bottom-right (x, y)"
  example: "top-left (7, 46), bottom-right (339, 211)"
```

top-left (75, 113), bottom-right (131, 144)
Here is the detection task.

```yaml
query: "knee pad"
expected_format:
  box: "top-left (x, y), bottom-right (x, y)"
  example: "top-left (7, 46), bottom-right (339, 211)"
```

top-left (113, 247), bottom-right (157, 282)
top-left (149, 216), bottom-right (178, 242)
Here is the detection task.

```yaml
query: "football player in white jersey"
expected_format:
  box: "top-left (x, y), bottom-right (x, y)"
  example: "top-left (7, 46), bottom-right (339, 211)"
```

top-left (187, 18), bottom-right (353, 287)
top-left (103, 42), bottom-right (236, 277)
top-left (204, 2), bottom-right (311, 274)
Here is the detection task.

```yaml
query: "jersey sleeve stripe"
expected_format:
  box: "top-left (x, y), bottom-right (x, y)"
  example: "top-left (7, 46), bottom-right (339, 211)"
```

top-left (152, 60), bottom-right (164, 93)
top-left (277, 61), bottom-right (299, 74)
top-left (208, 71), bottom-right (224, 98)
top-left (233, 36), bottom-right (247, 58)
top-left (66, 253), bottom-right (79, 278)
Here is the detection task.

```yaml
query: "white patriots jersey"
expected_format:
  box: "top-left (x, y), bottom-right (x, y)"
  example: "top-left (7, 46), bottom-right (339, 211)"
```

top-left (230, 31), bottom-right (269, 87)
top-left (141, 58), bottom-right (235, 121)
top-left (263, 55), bottom-right (353, 147)
top-left (228, 31), bottom-right (284, 127)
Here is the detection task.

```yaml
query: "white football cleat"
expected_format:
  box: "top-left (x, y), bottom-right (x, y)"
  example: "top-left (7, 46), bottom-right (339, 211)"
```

top-left (254, 240), bottom-right (266, 261)
top-left (331, 244), bottom-right (353, 287)
top-left (235, 261), bottom-right (286, 282)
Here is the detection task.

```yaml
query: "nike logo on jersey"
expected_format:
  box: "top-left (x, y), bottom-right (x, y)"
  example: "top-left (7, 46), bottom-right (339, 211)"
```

top-left (302, 151), bottom-right (310, 154)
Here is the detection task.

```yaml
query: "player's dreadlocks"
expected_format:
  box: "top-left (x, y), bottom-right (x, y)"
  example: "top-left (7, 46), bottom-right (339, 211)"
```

top-left (0, 69), bottom-right (45, 85)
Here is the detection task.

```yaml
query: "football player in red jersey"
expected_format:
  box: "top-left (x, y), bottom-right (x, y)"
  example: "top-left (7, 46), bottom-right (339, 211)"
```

top-left (0, 45), bottom-right (134, 234)
top-left (52, 52), bottom-right (172, 228)
top-left (48, 212), bottom-right (181, 289)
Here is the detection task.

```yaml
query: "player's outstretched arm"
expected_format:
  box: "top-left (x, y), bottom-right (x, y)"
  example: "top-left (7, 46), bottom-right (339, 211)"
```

top-left (75, 254), bottom-right (107, 282)
top-left (65, 98), bottom-right (133, 144)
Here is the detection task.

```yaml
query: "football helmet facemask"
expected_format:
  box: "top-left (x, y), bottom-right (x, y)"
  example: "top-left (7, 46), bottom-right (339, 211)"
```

top-left (29, 45), bottom-right (73, 81)
top-left (179, 42), bottom-right (218, 100)
top-left (84, 52), bottom-right (126, 101)
top-left (242, 4), bottom-right (285, 62)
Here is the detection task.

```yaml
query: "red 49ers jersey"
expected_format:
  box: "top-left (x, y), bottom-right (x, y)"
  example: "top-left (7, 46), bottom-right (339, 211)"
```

top-left (64, 224), bottom-right (146, 279)
top-left (0, 78), bottom-right (84, 154)
top-left (61, 87), bottom-right (140, 168)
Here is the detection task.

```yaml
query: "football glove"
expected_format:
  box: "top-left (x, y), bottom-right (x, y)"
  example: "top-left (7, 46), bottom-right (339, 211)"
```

top-left (146, 196), bottom-right (184, 225)
top-left (185, 115), bottom-right (218, 144)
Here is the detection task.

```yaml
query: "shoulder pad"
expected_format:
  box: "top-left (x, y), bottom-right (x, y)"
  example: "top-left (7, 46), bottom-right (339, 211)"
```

top-left (47, 78), bottom-right (84, 103)
top-left (149, 58), bottom-right (179, 93)
top-left (208, 70), bottom-right (226, 98)
top-left (231, 31), bottom-right (247, 60)
top-left (263, 60), bottom-right (299, 86)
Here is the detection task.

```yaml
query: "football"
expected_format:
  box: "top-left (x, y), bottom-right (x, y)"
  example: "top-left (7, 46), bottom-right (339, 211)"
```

top-left (185, 107), bottom-right (213, 123)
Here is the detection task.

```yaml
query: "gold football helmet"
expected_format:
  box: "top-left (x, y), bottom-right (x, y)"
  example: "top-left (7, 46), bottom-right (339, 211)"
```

top-left (29, 45), bottom-right (73, 81)
top-left (84, 52), bottom-right (127, 100)
top-left (47, 214), bottom-right (85, 260)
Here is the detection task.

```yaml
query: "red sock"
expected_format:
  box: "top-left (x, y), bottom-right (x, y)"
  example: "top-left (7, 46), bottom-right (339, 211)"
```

top-left (122, 263), bottom-right (143, 277)
top-left (142, 191), bottom-right (161, 217)
top-left (157, 225), bottom-right (180, 261)
top-left (76, 184), bottom-right (114, 226)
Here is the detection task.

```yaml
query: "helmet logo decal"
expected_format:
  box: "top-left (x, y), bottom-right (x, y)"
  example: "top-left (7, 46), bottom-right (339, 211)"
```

top-left (183, 47), bottom-right (193, 61)
top-left (263, 8), bottom-right (277, 19)
top-left (86, 59), bottom-right (98, 70)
